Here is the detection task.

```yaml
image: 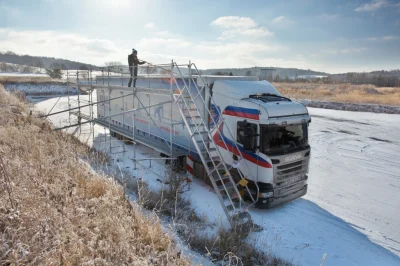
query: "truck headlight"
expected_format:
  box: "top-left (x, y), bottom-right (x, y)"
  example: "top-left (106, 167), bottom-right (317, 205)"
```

top-left (259, 192), bottom-right (274, 198)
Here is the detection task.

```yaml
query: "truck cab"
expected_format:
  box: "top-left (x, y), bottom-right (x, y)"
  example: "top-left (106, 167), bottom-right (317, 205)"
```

top-left (210, 80), bottom-right (311, 208)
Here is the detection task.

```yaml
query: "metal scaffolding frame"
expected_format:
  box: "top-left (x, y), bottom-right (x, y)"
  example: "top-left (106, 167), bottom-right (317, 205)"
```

top-left (61, 62), bottom-right (191, 165)
top-left (48, 61), bottom-right (258, 225)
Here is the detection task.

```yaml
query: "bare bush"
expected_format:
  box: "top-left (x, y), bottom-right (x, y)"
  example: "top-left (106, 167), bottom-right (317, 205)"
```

top-left (126, 166), bottom-right (290, 266)
top-left (46, 68), bottom-right (62, 79)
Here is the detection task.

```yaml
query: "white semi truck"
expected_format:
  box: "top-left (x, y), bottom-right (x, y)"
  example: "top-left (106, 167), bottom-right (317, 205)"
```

top-left (93, 69), bottom-right (311, 222)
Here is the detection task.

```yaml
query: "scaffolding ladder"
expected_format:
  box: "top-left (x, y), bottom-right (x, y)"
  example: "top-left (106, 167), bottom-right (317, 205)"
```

top-left (172, 61), bottom-right (258, 226)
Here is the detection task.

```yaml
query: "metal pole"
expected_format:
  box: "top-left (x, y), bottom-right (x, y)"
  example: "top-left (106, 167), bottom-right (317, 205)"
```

top-left (169, 59), bottom-right (173, 156)
top-left (121, 90), bottom-right (126, 154)
top-left (90, 69), bottom-right (95, 143)
top-left (66, 70), bottom-right (71, 124)
top-left (133, 112), bottom-right (136, 170)
top-left (108, 67), bottom-right (112, 153)
top-left (132, 69), bottom-right (136, 170)
top-left (121, 66), bottom-right (123, 86)
top-left (188, 60), bottom-right (192, 156)
top-left (77, 70), bottom-right (81, 134)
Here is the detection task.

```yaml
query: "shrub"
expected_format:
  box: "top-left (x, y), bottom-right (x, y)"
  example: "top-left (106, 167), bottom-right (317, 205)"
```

top-left (46, 68), bottom-right (62, 79)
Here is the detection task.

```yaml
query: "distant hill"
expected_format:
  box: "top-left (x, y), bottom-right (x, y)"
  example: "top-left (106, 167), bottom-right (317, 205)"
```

top-left (201, 66), bottom-right (399, 86)
top-left (0, 51), bottom-right (100, 70)
top-left (201, 66), bottom-right (329, 80)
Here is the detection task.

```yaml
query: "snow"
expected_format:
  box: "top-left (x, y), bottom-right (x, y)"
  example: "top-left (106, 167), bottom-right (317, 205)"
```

top-left (3, 83), bottom-right (79, 95)
top-left (298, 99), bottom-right (400, 114)
top-left (0, 72), bottom-right (48, 77)
top-left (34, 94), bottom-right (400, 266)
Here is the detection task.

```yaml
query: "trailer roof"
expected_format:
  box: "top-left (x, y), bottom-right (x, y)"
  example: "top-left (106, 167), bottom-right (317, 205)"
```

top-left (213, 80), bottom-right (281, 100)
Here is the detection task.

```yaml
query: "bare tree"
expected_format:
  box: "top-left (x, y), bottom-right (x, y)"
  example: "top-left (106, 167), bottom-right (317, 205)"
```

top-left (0, 62), bottom-right (7, 72)
top-left (50, 62), bottom-right (61, 69)
top-left (22, 65), bottom-right (34, 73)
top-left (46, 69), bottom-right (62, 79)
top-left (79, 65), bottom-right (89, 80)
top-left (245, 70), bottom-right (252, 76)
top-left (35, 60), bottom-right (44, 70)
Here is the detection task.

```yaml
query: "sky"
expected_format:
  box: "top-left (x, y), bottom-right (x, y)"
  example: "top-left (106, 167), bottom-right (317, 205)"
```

top-left (0, 0), bottom-right (399, 74)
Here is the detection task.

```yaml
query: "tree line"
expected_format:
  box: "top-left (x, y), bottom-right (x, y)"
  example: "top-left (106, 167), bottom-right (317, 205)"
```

top-left (0, 50), bottom-right (99, 71)
top-left (213, 69), bottom-right (400, 87)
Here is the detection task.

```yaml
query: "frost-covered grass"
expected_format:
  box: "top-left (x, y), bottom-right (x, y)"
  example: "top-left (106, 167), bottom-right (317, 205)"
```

top-left (0, 85), bottom-right (188, 265)
top-left (274, 82), bottom-right (400, 106)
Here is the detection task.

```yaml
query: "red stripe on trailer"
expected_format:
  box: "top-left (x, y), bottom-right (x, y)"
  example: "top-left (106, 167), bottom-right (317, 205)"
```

top-left (222, 110), bottom-right (259, 120)
top-left (186, 164), bottom-right (194, 175)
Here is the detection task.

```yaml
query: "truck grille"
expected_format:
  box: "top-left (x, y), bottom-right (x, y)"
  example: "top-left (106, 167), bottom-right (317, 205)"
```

top-left (275, 159), bottom-right (308, 181)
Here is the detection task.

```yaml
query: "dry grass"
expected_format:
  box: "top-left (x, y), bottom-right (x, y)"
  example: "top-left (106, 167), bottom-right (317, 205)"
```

top-left (0, 84), bottom-right (188, 265)
top-left (273, 82), bottom-right (400, 106)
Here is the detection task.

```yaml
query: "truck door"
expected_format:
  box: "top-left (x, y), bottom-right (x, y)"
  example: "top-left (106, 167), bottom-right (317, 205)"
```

top-left (236, 119), bottom-right (259, 180)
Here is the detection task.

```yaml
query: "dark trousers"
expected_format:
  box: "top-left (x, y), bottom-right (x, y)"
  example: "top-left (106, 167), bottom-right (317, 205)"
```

top-left (128, 66), bottom-right (138, 87)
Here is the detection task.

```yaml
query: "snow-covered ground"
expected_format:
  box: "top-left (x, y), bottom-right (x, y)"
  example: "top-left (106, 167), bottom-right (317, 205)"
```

top-left (3, 83), bottom-right (79, 95)
top-left (34, 95), bottom-right (400, 266)
top-left (298, 99), bottom-right (400, 114)
top-left (0, 72), bottom-right (47, 77)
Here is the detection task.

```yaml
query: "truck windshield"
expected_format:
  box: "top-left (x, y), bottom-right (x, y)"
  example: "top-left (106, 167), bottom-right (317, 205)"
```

top-left (261, 124), bottom-right (308, 155)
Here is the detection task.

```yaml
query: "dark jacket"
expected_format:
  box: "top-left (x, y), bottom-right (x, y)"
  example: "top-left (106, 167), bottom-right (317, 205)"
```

top-left (128, 54), bottom-right (145, 66)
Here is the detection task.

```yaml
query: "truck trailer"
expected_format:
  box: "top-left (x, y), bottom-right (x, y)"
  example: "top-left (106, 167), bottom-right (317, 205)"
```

top-left (91, 66), bottom-right (311, 224)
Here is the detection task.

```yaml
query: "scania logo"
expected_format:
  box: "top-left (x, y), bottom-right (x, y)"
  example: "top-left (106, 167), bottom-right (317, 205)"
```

top-left (284, 153), bottom-right (302, 163)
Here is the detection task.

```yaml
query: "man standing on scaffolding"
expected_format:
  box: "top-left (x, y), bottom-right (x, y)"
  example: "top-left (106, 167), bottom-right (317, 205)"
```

top-left (128, 48), bottom-right (146, 87)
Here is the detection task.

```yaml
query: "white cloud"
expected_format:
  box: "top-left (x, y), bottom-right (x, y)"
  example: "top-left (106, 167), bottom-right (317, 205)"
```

top-left (325, 47), bottom-right (367, 54)
top-left (219, 27), bottom-right (273, 40)
top-left (144, 22), bottom-right (155, 30)
top-left (382, 35), bottom-right (400, 41)
top-left (365, 36), bottom-right (400, 41)
top-left (355, 0), bottom-right (388, 12)
top-left (271, 16), bottom-right (296, 27)
top-left (211, 16), bottom-right (273, 39)
top-left (211, 16), bottom-right (257, 29)
top-left (0, 28), bottom-right (122, 66)
top-left (196, 41), bottom-right (280, 56)
top-left (272, 16), bottom-right (285, 23)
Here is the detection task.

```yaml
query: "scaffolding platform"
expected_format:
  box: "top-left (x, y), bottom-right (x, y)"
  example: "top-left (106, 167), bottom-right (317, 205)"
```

top-left (75, 112), bottom-right (189, 157)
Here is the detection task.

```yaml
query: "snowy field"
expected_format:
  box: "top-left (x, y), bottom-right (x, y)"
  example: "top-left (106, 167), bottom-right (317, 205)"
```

top-left (34, 94), bottom-right (400, 266)
top-left (3, 83), bottom-right (78, 95)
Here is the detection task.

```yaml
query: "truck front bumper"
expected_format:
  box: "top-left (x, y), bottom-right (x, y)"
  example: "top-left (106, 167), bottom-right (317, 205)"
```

top-left (255, 176), bottom-right (308, 209)
top-left (255, 184), bottom-right (307, 209)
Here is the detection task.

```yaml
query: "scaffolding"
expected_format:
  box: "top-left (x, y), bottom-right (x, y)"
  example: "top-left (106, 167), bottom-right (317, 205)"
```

top-left (44, 61), bottom-right (258, 226)
top-left (49, 62), bottom-right (195, 166)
